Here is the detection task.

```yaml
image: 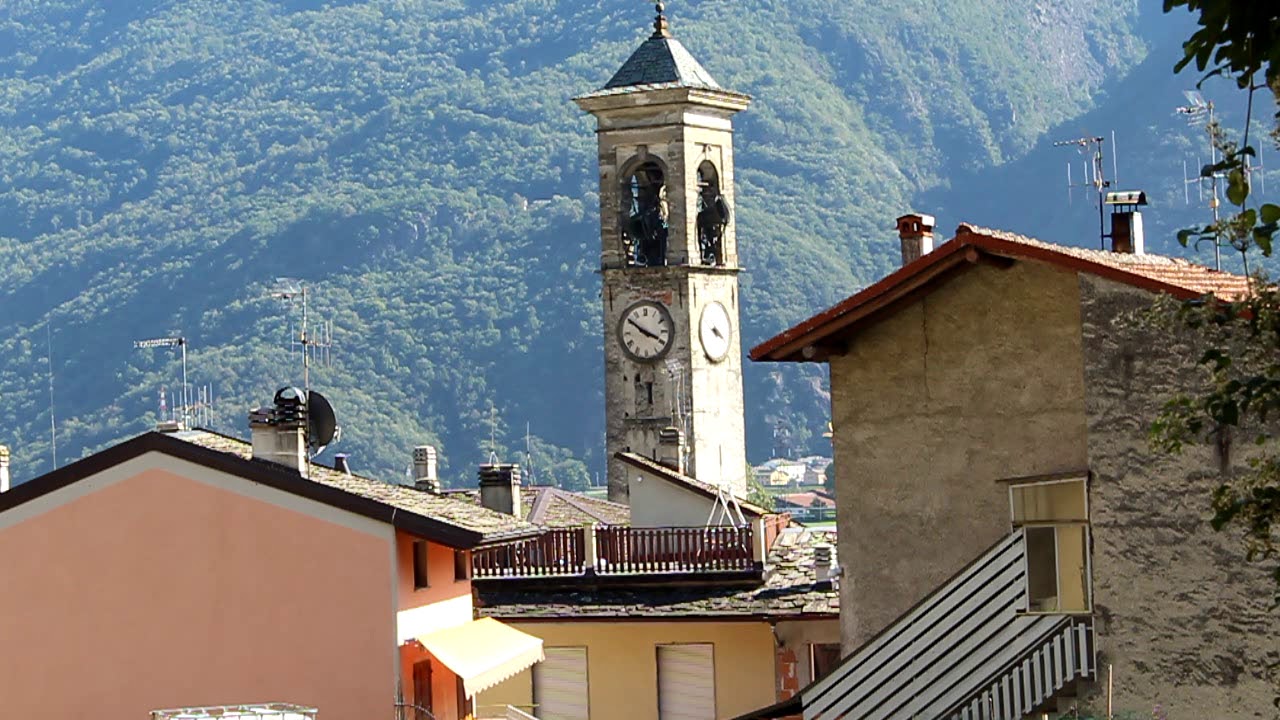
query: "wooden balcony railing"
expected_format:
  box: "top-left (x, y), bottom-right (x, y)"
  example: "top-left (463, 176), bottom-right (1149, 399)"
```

top-left (472, 524), bottom-right (758, 579)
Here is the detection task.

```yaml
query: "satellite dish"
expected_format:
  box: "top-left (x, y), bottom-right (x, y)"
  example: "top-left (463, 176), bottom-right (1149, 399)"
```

top-left (307, 390), bottom-right (338, 452)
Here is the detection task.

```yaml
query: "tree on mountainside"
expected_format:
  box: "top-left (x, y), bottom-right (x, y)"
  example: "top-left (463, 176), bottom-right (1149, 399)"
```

top-left (1152, 0), bottom-right (1280, 602)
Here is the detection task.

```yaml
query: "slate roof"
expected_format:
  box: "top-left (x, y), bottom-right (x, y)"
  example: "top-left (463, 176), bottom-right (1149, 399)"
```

top-left (602, 35), bottom-right (720, 91)
top-left (442, 486), bottom-right (631, 528)
top-left (752, 222), bottom-right (1254, 362)
top-left (476, 527), bottom-right (839, 619)
top-left (616, 452), bottom-right (771, 517)
top-left (175, 430), bottom-right (539, 544)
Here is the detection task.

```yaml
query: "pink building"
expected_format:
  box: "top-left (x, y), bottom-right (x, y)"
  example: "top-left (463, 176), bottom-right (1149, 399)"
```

top-left (0, 416), bottom-right (544, 719)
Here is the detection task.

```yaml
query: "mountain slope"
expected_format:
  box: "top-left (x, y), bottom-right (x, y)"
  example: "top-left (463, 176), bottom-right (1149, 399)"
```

top-left (0, 0), bottom-right (1148, 485)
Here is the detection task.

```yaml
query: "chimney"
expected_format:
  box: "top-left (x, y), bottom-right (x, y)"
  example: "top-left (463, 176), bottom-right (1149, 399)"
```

top-left (1106, 191), bottom-right (1148, 255)
top-left (0, 445), bottom-right (10, 493)
top-left (413, 446), bottom-right (441, 494)
top-left (248, 387), bottom-right (308, 472)
top-left (334, 453), bottom-right (351, 475)
top-left (814, 544), bottom-right (834, 584)
top-left (478, 463), bottom-right (522, 517)
top-left (896, 213), bottom-right (935, 266)
top-left (657, 426), bottom-right (686, 474)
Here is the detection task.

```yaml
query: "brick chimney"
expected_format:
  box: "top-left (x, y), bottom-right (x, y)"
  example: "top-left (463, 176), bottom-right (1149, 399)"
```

top-left (0, 445), bottom-right (10, 493)
top-left (896, 213), bottom-right (935, 266)
top-left (249, 387), bottom-right (308, 472)
top-left (413, 446), bottom-right (441, 494)
top-left (478, 463), bottom-right (522, 517)
top-left (657, 426), bottom-right (686, 474)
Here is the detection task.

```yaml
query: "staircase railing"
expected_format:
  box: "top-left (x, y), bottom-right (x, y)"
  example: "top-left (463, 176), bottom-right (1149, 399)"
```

top-left (801, 530), bottom-right (1095, 720)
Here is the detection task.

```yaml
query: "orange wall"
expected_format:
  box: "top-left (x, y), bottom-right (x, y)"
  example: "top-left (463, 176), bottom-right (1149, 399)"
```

top-left (0, 456), bottom-right (397, 718)
top-left (396, 531), bottom-right (472, 610)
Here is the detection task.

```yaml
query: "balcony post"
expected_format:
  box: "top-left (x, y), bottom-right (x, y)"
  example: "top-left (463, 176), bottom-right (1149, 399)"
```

top-left (751, 516), bottom-right (767, 567)
top-left (583, 523), bottom-right (599, 577)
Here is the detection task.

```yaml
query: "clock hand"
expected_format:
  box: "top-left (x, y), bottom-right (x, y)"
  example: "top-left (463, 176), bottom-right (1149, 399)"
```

top-left (628, 318), bottom-right (660, 340)
top-left (712, 326), bottom-right (724, 339)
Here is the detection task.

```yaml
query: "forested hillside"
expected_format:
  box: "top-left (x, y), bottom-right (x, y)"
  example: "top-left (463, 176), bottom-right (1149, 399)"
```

top-left (0, 0), bottom-right (1169, 485)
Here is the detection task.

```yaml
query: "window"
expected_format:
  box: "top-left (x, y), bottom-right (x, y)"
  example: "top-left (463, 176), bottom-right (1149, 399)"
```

top-left (1010, 478), bottom-right (1090, 613)
top-left (454, 550), bottom-right (470, 582)
top-left (412, 540), bottom-right (430, 590)
top-left (657, 644), bottom-right (715, 720)
top-left (533, 647), bottom-right (589, 720)
top-left (810, 643), bottom-right (842, 682)
top-left (621, 161), bottom-right (668, 267)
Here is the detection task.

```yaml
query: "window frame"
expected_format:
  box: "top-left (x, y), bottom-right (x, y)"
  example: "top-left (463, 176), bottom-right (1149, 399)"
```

top-left (1007, 475), bottom-right (1093, 615)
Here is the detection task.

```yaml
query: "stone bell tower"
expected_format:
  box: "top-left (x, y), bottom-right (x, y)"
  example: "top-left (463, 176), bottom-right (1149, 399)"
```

top-left (575, 2), bottom-right (750, 502)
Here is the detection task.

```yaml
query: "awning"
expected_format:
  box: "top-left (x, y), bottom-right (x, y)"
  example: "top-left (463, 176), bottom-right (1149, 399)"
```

top-left (415, 618), bottom-right (545, 697)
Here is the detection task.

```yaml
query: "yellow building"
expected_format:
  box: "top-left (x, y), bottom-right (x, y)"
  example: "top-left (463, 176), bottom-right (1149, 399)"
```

top-left (475, 525), bottom-right (840, 720)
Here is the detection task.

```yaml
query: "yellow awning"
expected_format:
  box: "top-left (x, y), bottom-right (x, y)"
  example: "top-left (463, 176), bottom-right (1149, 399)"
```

top-left (415, 618), bottom-right (545, 697)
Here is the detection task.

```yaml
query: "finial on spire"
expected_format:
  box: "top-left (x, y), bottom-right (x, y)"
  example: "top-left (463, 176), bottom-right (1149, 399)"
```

top-left (652, 1), bottom-right (672, 38)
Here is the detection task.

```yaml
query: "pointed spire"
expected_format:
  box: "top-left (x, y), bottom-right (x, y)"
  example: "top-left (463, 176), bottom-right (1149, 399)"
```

top-left (652, 1), bottom-right (672, 38)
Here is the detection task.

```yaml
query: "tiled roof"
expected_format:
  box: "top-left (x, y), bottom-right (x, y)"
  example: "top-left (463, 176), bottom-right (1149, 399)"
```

top-left (442, 486), bottom-right (631, 528)
top-left (476, 527), bottom-right (839, 619)
top-left (175, 431), bottom-right (538, 544)
top-left (960, 224), bottom-right (1254, 299)
top-left (776, 492), bottom-right (835, 509)
top-left (616, 452), bottom-right (771, 517)
top-left (603, 36), bottom-right (720, 91)
top-left (752, 222), bottom-right (1254, 362)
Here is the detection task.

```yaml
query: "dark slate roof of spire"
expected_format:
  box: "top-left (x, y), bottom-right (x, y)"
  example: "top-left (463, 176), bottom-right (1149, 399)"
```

top-left (603, 35), bottom-right (721, 90)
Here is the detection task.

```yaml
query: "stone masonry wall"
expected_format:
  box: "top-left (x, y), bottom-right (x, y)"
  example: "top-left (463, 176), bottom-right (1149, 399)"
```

top-left (1079, 274), bottom-right (1280, 717)
top-left (830, 260), bottom-right (1089, 649)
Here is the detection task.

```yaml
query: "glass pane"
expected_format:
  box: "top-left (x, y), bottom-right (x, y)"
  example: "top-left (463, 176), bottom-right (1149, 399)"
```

top-left (1055, 525), bottom-right (1089, 612)
top-left (1011, 479), bottom-right (1087, 524)
top-left (1025, 526), bottom-right (1059, 611)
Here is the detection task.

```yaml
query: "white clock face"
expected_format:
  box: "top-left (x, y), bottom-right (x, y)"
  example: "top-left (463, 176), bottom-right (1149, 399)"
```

top-left (699, 301), bottom-right (732, 362)
top-left (618, 301), bottom-right (674, 361)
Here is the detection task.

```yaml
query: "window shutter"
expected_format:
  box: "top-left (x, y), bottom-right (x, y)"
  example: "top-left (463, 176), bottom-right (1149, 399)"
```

top-left (534, 647), bottom-right (589, 720)
top-left (657, 644), bottom-right (715, 720)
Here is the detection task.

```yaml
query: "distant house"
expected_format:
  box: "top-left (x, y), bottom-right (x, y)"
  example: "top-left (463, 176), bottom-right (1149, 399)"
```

top-left (744, 217), bottom-right (1278, 717)
top-left (0, 392), bottom-right (545, 720)
top-left (774, 492), bottom-right (836, 523)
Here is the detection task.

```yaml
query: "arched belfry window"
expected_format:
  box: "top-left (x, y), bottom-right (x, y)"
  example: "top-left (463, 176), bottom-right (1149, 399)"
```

top-left (622, 161), bottom-right (668, 267)
top-left (696, 161), bottom-right (730, 266)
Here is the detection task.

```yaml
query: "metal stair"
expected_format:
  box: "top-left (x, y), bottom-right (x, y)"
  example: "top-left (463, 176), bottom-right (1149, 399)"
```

top-left (801, 531), bottom-right (1094, 720)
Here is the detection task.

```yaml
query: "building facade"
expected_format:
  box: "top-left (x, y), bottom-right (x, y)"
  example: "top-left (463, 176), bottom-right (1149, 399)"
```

top-left (750, 221), bottom-right (1277, 717)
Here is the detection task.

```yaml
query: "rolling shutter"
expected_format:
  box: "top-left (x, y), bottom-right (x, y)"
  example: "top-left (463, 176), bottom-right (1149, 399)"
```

top-left (533, 647), bottom-right (589, 720)
top-left (657, 644), bottom-right (715, 720)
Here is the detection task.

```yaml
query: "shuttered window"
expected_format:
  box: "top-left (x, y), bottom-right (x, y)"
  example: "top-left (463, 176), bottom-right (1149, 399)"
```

top-left (657, 643), bottom-right (715, 720)
top-left (533, 646), bottom-right (589, 720)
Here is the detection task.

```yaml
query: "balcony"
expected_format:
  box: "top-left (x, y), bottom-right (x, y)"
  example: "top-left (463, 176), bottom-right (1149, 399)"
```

top-left (472, 520), bottom-right (778, 587)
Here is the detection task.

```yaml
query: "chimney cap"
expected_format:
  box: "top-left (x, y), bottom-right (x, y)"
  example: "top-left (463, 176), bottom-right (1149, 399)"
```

top-left (896, 213), bottom-right (936, 231)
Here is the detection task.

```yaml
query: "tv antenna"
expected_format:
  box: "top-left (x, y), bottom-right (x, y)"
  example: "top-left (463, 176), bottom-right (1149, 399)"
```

top-left (1176, 90), bottom-right (1226, 269)
top-left (1054, 134), bottom-right (1113, 249)
top-left (268, 278), bottom-right (334, 400)
top-left (664, 358), bottom-right (691, 470)
top-left (134, 336), bottom-right (190, 428)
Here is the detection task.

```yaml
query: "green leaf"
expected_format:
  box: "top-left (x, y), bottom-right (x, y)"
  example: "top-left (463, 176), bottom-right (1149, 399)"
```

top-left (1177, 228), bottom-right (1196, 247)
top-left (1227, 169), bottom-right (1249, 206)
top-left (1261, 204), bottom-right (1280, 225)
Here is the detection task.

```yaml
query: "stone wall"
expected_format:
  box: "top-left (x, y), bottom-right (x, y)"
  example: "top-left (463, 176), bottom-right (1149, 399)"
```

top-left (1079, 274), bottom-right (1280, 717)
top-left (829, 260), bottom-right (1089, 648)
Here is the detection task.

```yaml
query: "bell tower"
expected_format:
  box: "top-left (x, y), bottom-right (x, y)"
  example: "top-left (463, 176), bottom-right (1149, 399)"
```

top-left (575, 3), bottom-right (751, 502)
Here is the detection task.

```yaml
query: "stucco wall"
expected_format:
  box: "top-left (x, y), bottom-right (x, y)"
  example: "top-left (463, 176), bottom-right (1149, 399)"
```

top-left (829, 260), bottom-right (1089, 648)
top-left (1079, 274), bottom-right (1280, 716)
top-left (395, 531), bottom-right (474, 642)
top-left (477, 620), bottom-right (776, 720)
top-left (627, 463), bottom-right (721, 527)
top-left (0, 453), bottom-right (397, 718)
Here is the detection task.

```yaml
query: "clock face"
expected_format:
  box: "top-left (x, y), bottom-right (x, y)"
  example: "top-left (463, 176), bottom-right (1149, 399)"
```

top-left (618, 301), bottom-right (674, 362)
top-left (699, 301), bottom-right (732, 362)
